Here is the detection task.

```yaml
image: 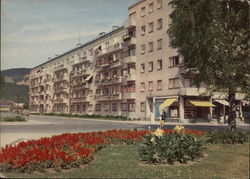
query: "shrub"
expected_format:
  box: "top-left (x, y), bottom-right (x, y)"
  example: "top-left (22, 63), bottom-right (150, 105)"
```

top-left (138, 129), bottom-right (206, 164)
top-left (206, 129), bottom-right (248, 144)
top-left (1, 116), bottom-right (26, 122)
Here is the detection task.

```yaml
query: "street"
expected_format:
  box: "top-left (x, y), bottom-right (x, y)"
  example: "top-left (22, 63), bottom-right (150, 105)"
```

top-left (0, 113), bottom-right (249, 147)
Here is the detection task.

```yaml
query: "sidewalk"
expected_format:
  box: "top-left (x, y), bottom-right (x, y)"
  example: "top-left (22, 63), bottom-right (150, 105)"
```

top-left (31, 114), bottom-right (250, 126)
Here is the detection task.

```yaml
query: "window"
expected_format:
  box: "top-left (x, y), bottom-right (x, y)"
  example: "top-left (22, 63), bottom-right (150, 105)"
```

top-left (157, 0), bottom-right (162, 9)
top-left (128, 48), bottom-right (135, 56)
top-left (141, 44), bottom-right (145, 54)
top-left (95, 104), bottom-right (101, 111)
top-left (141, 25), bottom-right (145, 36)
top-left (148, 61), bottom-right (153, 72)
top-left (121, 103), bottom-right (127, 111)
top-left (169, 35), bottom-right (175, 47)
top-left (140, 102), bottom-right (145, 112)
top-left (128, 101), bottom-right (135, 112)
top-left (149, 3), bottom-right (154, 14)
top-left (148, 81), bottom-right (153, 91)
top-left (141, 7), bottom-right (145, 17)
top-left (157, 80), bottom-right (162, 90)
top-left (157, 18), bottom-right (162, 30)
top-left (112, 103), bottom-right (117, 111)
top-left (157, 39), bottom-right (162, 50)
top-left (140, 82), bottom-right (145, 92)
top-left (105, 42), bottom-right (109, 49)
top-left (141, 63), bottom-right (145, 73)
top-left (169, 56), bottom-right (180, 67)
top-left (157, 59), bottom-right (162, 70)
top-left (89, 48), bottom-right (93, 56)
top-left (148, 42), bottom-right (153, 52)
top-left (169, 78), bottom-right (180, 89)
top-left (149, 22), bottom-right (153, 33)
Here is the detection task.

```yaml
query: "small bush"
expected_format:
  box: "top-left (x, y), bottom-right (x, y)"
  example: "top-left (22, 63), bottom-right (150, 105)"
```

top-left (138, 131), bottom-right (206, 164)
top-left (1, 116), bottom-right (26, 122)
top-left (206, 129), bottom-right (248, 144)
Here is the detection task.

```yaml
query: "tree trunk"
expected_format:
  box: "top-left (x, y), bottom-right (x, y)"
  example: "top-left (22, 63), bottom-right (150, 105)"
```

top-left (228, 91), bottom-right (237, 130)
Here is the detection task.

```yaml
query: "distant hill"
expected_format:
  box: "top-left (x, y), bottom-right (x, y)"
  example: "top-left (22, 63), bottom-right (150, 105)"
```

top-left (1, 68), bottom-right (31, 103)
top-left (2, 68), bottom-right (31, 85)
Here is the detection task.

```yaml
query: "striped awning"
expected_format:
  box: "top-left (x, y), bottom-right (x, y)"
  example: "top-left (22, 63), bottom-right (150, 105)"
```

top-left (215, 99), bottom-right (229, 106)
top-left (188, 100), bottom-right (215, 107)
top-left (159, 98), bottom-right (177, 110)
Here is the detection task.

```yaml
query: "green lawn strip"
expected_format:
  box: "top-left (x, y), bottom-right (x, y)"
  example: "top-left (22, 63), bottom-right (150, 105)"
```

top-left (4, 143), bottom-right (249, 178)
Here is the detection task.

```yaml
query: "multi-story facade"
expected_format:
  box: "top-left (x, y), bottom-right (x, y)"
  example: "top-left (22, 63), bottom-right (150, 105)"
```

top-left (29, 0), bottom-right (246, 122)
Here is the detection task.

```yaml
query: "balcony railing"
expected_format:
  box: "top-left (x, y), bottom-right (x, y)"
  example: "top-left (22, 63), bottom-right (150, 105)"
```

top-left (95, 93), bottom-right (122, 101)
top-left (123, 55), bottom-right (136, 64)
top-left (96, 76), bottom-right (122, 86)
top-left (71, 96), bottom-right (87, 103)
top-left (96, 43), bottom-right (124, 58)
top-left (124, 19), bottom-right (136, 29)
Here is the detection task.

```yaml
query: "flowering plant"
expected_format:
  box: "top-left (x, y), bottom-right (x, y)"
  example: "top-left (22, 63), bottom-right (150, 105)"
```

top-left (173, 125), bottom-right (185, 133)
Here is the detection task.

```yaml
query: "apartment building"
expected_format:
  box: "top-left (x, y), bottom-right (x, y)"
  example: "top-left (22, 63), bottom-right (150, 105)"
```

top-left (29, 0), bottom-right (246, 122)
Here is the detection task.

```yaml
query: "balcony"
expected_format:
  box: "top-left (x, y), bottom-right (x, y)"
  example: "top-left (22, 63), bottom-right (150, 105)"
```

top-left (124, 19), bottom-right (136, 29)
top-left (72, 83), bottom-right (90, 90)
top-left (96, 60), bottom-right (123, 71)
top-left (72, 69), bottom-right (91, 77)
top-left (96, 43), bottom-right (124, 58)
top-left (53, 76), bottom-right (67, 82)
top-left (97, 76), bottom-right (123, 86)
top-left (123, 56), bottom-right (136, 64)
top-left (122, 92), bottom-right (136, 99)
top-left (54, 98), bottom-right (67, 103)
top-left (54, 87), bottom-right (68, 93)
top-left (95, 93), bottom-right (122, 101)
top-left (122, 35), bottom-right (136, 46)
top-left (123, 74), bottom-right (136, 82)
top-left (71, 96), bottom-right (87, 103)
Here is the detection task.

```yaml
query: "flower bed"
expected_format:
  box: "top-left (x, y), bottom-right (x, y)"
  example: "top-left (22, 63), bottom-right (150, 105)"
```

top-left (0, 129), bottom-right (206, 173)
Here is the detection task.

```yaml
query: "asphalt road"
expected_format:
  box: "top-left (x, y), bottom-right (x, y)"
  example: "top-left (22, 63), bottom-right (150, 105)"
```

top-left (1, 113), bottom-right (249, 134)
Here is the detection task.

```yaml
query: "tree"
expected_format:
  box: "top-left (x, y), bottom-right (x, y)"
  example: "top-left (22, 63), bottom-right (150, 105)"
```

top-left (0, 72), bottom-right (6, 95)
top-left (168, 0), bottom-right (250, 130)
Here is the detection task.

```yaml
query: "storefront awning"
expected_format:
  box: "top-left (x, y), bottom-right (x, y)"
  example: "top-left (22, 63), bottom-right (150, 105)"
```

top-left (215, 99), bottom-right (229, 106)
top-left (160, 98), bottom-right (177, 110)
top-left (188, 100), bottom-right (215, 107)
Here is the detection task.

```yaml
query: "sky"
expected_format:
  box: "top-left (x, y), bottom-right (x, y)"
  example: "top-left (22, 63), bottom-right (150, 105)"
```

top-left (1, 0), bottom-right (138, 70)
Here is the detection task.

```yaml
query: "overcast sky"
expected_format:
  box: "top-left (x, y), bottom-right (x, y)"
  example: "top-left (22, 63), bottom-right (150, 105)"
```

top-left (1, 0), bottom-right (137, 70)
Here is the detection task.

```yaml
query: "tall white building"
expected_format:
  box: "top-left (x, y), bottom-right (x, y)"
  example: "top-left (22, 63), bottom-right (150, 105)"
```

top-left (29, 0), bottom-right (246, 122)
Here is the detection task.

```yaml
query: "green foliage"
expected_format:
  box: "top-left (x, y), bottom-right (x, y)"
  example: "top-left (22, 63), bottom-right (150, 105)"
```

top-left (1, 115), bottom-right (27, 122)
top-left (206, 129), bottom-right (248, 144)
top-left (138, 132), bottom-right (206, 164)
top-left (168, 0), bottom-right (249, 93)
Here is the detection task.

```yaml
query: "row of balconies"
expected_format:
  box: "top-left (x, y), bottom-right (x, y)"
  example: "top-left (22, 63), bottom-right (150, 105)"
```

top-left (94, 93), bottom-right (122, 101)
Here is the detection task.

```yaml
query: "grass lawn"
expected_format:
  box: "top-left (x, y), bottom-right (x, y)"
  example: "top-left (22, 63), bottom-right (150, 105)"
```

top-left (3, 143), bottom-right (249, 179)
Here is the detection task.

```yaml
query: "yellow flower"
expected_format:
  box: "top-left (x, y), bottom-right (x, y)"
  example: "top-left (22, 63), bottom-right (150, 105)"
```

top-left (174, 125), bottom-right (185, 133)
top-left (153, 128), bottom-right (164, 137)
top-left (150, 137), bottom-right (156, 143)
top-left (160, 120), bottom-right (165, 128)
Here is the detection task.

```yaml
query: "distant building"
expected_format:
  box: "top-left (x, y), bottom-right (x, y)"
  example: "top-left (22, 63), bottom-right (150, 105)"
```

top-left (29, 0), bottom-right (248, 123)
top-left (0, 101), bottom-right (14, 112)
